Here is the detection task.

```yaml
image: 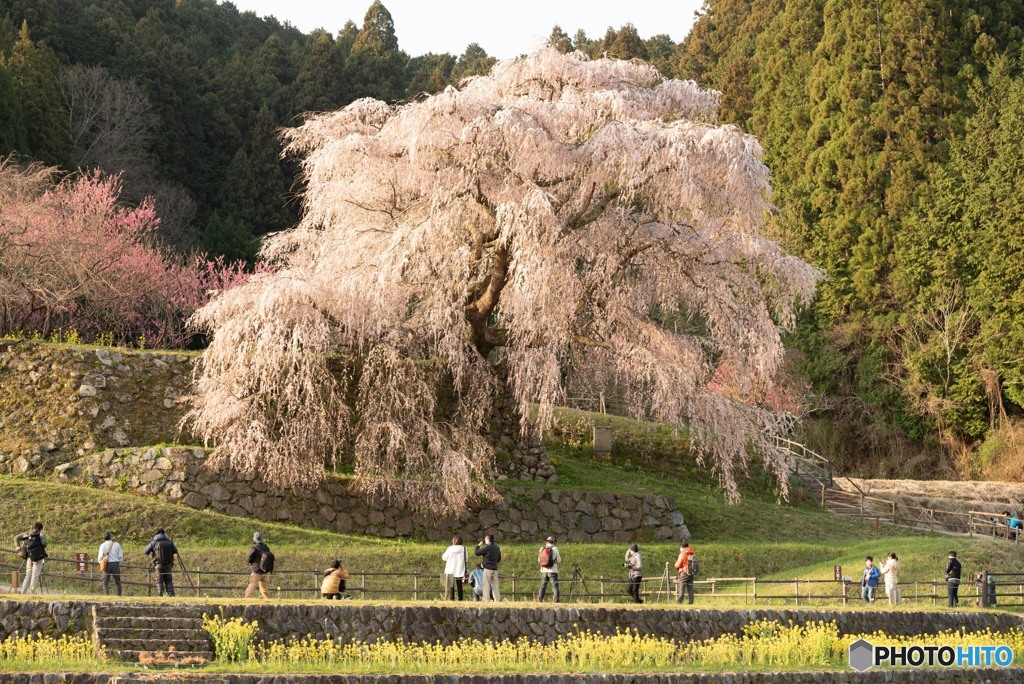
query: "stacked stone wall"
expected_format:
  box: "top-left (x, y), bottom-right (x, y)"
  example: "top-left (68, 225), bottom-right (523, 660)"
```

top-left (0, 340), bottom-right (193, 475)
top-left (3, 600), bottom-right (1024, 684)
top-left (3, 599), bottom-right (1022, 645)
top-left (0, 340), bottom-right (553, 483)
top-left (57, 447), bottom-right (689, 542)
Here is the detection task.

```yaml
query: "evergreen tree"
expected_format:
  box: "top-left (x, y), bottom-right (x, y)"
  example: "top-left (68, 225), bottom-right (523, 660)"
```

top-left (451, 43), bottom-right (495, 82)
top-left (5, 21), bottom-right (70, 165)
top-left (405, 52), bottom-right (455, 96)
top-left (201, 210), bottom-right (258, 264)
top-left (346, 1), bottom-right (406, 102)
top-left (293, 29), bottom-right (345, 113)
top-left (0, 59), bottom-right (28, 155)
top-left (547, 25), bottom-right (573, 53)
top-left (246, 105), bottom-right (294, 235)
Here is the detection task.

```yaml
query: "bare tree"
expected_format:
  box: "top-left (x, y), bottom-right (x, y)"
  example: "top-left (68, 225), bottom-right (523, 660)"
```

top-left (187, 50), bottom-right (821, 514)
top-left (61, 66), bottom-right (157, 187)
top-left (61, 66), bottom-right (197, 247)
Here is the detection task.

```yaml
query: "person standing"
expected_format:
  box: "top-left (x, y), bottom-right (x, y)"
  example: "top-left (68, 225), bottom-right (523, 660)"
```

top-left (945, 550), bottom-right (962, 608)
top-left (244, 532), bottom-right (273, 599)
top-left (15, 522), bottom-right (47, 594)
top-left (880, 552), bottom-right (900, 606)
top-left (144, 528), bottom-right (178, 597)
top-left (474, 534), bottom-right (502, 602)
top-left (98, 532), bottom-right (123, 596)
top-left (537, 536), bottom-right (562, 603)
top-left (441, 535), bottom-right (468, 601)
top-left (861, 556), bottom-right (880, 603)
top-left (624, 543), bottom-right (643, 604)
top-left (674, 540), bottom-right (695, 605)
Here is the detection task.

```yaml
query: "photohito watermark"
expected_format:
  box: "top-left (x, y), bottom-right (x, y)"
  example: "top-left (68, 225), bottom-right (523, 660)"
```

top-left (849, 639), bottom-right (1014, 672)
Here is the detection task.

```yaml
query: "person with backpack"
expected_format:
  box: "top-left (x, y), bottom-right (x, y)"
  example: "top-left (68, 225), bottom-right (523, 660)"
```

top-left (98, 531), bottom-right (123, 596)
top-left (14, 522), bottom-right (47, 594)
top-left (320, 559), bottom-right (350, 599)
top-left (674, 540), bottom-right (697, 604)
top-left (474, 534), bottom-right (502, 602)
top-left (624, 543), bottom-right (643, 603)
top-left (144, 528), bottom-right (178, 597)
top-left (537, 535), bottom-right (562, 603)
top-left (945, 550), bottom-right (962, 608)
top-left (245, 532), bottom-right (274, 599)
top-left (441, 535), bottom-right (468, 601)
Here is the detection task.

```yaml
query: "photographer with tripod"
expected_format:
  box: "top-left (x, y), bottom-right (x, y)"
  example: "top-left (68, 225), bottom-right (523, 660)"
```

top-left (144, 528), bottom-right (178, 597)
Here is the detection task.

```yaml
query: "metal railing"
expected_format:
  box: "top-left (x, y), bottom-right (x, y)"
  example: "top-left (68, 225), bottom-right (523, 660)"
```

top-left (4, 549), bottom-right (1022, 608)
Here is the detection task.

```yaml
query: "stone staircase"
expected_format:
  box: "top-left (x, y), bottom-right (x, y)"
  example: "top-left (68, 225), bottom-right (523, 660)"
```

top-left (92, 603), bottom-right (213, 663)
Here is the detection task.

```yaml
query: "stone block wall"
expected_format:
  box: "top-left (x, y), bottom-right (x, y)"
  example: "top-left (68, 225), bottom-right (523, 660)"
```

top-left (3, 599), bottom-right (1023, 661)
top-left (0, 339), bottom-right (554, 483)
top-left (205, 603), bottom-right (1024, 646)
top-left (0, 600), bottom-right (91, 641)
top-left (57, 447), bottom-right (690, 542)
top-left (0, 340), bottom-right (194, 475)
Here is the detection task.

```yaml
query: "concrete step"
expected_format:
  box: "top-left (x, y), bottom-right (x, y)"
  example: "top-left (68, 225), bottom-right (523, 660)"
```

top-left (94, 616), bottom-right (205, 630)
top-left (95, 626), bottom-right (206, 641)
top-left (93, 604), bottom-right (210, 618)
top-left (103, 648), bottom-right (214, 663)
top-left (101, 637), bottom-right (212, 652)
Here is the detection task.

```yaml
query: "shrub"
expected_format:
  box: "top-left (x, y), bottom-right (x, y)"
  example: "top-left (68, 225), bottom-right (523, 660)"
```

top-left (202, 613), bottom-right (259, 663)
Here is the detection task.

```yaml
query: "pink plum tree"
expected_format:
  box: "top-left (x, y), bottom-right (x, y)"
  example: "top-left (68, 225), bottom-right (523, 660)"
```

top-left (0, 159), bottom-right (247, 348)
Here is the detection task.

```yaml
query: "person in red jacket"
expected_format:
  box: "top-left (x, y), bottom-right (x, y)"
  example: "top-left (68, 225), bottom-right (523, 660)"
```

top-left (674, 541), bottom-right (695, 604)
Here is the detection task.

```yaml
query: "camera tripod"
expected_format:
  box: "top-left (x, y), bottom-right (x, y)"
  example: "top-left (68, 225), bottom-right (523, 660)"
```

top-left (566, 561), bottom-right (590, 602)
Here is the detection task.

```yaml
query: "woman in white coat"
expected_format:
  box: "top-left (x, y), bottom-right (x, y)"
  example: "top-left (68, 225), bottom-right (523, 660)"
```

top-left (441, 535), bottom-right (468, 601)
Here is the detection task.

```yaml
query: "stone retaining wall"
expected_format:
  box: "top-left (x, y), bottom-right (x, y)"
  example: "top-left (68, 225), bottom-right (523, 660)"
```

top-left (0, 339), bottom-right (553, 484)
top-left (56, 447), bottom-right (690, 542)
top-left (4, 599), bottom-right (1021, 645)
top-left (0, 340), bottom-right (194, 475)
top-left (1, 669), bottom-right (1023, 683)
top-left (0, 600), bottom-right (92, 641)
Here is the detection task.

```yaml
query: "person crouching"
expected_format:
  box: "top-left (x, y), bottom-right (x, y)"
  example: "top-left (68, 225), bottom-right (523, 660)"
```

top-left (321, 560), bottom-right (350, 599)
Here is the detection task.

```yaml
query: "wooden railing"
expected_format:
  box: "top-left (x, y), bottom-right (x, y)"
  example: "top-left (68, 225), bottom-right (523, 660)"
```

top-left (773, 435), bottom-right (833, 488)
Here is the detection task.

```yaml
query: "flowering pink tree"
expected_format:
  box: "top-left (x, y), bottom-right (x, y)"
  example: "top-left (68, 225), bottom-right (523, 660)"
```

top-left (188, 50), bottom-right (821, 513)
top-left (0, 159), bottom-right (246, 348)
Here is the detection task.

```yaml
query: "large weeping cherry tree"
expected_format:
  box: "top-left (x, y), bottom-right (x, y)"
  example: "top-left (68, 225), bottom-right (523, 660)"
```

top-left (187, 49), bottom-right (821, 515)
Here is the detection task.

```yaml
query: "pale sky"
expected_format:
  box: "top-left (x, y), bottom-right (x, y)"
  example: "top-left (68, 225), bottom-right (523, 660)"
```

top-left (226, 1), bottom-right (704, 59)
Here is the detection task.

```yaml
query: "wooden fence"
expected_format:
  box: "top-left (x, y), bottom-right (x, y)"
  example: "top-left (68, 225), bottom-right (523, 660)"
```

top-left (4, 549), bottom-right (1023, 607)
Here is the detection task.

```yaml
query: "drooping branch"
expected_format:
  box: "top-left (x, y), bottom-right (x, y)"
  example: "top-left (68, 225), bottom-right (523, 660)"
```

top-left (189, 49), bottom-right (820, 515)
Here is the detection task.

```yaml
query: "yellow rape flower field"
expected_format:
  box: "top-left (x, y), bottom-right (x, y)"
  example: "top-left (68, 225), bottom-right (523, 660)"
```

top-left (3, 619), bottom-right (1024, 674)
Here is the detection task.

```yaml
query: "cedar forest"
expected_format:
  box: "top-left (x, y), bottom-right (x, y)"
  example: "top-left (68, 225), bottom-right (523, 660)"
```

top-left (2, 0), bottom-right (1024, 482)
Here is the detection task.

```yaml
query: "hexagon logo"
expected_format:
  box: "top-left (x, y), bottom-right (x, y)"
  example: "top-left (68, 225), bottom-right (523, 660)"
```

top-left (849, 638), bottom-right (875, 672)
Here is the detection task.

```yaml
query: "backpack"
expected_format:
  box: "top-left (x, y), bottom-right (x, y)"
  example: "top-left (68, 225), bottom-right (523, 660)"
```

top-left (538, 546), bottom-right (555, 568)
top-left (25, 533), bottom-right (47, 562)
top-left (687, 553), bottom-right (701, 576)
top-left (260, 549), bottom-right (275, 573)
top-left (157, 539), bottom-right (175, 567)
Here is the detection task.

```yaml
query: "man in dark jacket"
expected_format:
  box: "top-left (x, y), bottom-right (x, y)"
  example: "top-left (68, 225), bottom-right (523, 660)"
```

top-left (945, 550), bottom-right (962, 608)
top-left (14, 522), bottom-right (47, 594)
top-left (144, 529), bottom-right (178, 597)
top-left (245, 532), bottom-right (272, 599)
top-left (474, 534), bottom-right (501, 602)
